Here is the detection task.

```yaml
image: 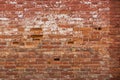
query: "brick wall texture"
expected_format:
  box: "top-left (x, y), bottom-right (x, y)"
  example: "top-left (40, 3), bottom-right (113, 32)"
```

top-left (0, 0), bottom-right (119, 80)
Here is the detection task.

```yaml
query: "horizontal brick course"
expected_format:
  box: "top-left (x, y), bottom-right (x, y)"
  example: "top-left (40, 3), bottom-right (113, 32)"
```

top-left (0, 0), bottom-right (119, 80)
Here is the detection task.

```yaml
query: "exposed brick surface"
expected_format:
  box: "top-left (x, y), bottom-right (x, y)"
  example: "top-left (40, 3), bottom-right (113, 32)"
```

top-left (109, 0), bottom-right (120, 80)
top-left (0, 0), bottom-right (119, 80)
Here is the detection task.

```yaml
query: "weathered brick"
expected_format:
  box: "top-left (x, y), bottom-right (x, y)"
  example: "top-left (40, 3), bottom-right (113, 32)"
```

top-left (0, 0), bottom-right (119, 80)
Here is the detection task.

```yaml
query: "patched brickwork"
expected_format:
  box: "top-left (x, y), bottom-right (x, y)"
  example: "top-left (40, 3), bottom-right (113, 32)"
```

top-left (0, 0), bottom-right (119, 80)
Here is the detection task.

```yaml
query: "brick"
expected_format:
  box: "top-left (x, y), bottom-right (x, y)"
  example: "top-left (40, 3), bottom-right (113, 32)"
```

top-left (0, 0), bottom-right (119, 80)
top-left (30, 28), bottom-right (43, 35)
top-left (58, 24), bottom-right (75, 28)
top-left (25, 42), bottom-right (38, 48)
top-left (30, 35), bottom-right (43, 39)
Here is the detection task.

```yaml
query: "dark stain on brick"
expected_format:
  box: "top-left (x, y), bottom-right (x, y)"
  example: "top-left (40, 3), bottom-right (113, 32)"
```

top-left (32, 38), bottom-right (40, 41)
top-left (31, 35), bottom-right (43, 38)
top-left (30, 28), bottom-right (42, 31)
top-left (68, 41), bottom-right (74, 44)
top-left (13, 42), bottom-right (19, 44)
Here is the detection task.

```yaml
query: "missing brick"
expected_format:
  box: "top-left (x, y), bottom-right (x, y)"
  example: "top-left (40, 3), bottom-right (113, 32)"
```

top-left (54, 58), bottom-right (60, 61)
top-left (98, 27), bottom-right (102, 30)
top-left (94, 27), bottom-right (102, 30)
top-left (68, 41), bottom-right (74, 44)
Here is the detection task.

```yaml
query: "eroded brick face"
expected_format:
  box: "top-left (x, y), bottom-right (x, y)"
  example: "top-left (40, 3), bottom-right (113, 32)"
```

top-left (0, 0), bottom-right (119, 80)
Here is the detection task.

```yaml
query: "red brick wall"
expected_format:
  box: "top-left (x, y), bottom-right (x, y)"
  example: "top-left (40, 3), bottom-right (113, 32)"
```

top-left (0, 0), bottom-right (119, 80)
top-left (109, 0), bottom-right (120, 80)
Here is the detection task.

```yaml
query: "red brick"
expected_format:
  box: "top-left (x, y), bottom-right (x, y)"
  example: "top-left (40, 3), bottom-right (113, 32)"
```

top-left (0, 0), bottom-right (119, 80)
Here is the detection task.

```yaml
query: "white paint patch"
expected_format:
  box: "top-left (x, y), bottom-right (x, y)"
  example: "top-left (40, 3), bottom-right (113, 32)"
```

top-left (37, 21), bottom-right (44, 25)
top-left (34, 25), bottom-right (40, 28)
top-left (24, 8), bottom-right (29, 12)
top-left (90, 11), bottom-right (97, 15)
top-left (93, 15), bottom-right (98, 18)
top-left (72, 18), bottom-right (83, 21)
top-left (25, 28), bottom-right (30, 31)
top-left (0, 18), bottom-right (9, 21)
top-left (0, 32), bottom-right (2, 34)
top-left (18, 14), bottom-right (23, 18)
top-left (9, 1), bottom-right (17, 4)
top-left (84, 1), bottom-right (91, 4)
top-left (56, 1), bottom-right (62, 4)
top-left (56, 14), bottom-right (69, 18)
top-left (27, 14), bottom-right (85, 35)
top-left (12, 28), bottom-right (18, 32)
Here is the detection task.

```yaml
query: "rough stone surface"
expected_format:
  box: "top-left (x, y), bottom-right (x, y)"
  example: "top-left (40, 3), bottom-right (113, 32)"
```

top-left (0, 0), bottom-right (119, 80)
